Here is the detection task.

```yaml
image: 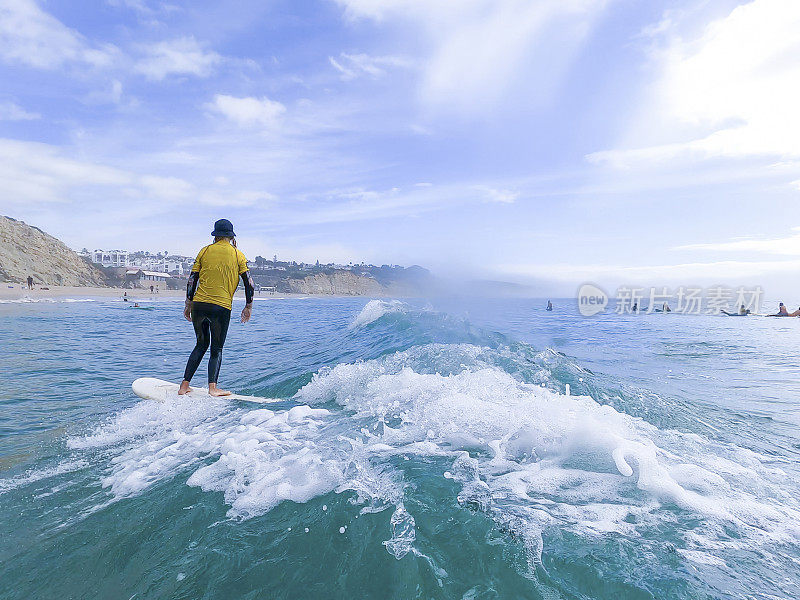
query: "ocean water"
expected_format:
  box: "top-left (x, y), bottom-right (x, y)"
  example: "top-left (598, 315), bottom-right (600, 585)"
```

top-left (1, 296), bottom-right (799, 599)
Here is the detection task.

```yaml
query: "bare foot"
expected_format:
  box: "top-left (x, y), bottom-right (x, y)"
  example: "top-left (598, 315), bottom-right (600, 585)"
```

top-left (208, 384), bottom-right (231, 397)
top-left (178, 380), bottom-right (192, 395)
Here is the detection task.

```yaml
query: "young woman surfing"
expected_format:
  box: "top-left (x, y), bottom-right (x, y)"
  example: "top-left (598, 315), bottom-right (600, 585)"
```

top-left (178, 219), bottom-right (254, 396)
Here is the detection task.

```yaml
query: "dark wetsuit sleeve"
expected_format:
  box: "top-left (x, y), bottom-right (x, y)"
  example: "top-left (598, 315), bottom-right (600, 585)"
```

top-left (241, 271), bottom-right (254, 304)
top-left (186, 271), bottom-right (199, 300)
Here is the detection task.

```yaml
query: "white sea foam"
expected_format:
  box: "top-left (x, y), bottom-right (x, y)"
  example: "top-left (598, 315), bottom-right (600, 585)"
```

top-left (350, 299), bottom-right (406, 328)
top-left (65, 343), bottom-right (800, 564)
top-left (0, 297), bottom-right (97, 304)
top-left (295, 345), bottom-right (800, 559)
top-left (0, 459), bottom-right (89, 494)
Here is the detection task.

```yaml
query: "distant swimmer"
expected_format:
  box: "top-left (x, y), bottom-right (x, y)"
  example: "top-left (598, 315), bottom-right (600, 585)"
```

top-left (662, 302), bottom-right (671, 313)
top-left (546, 300), bottom-right (553, 311)
top-left (721, 304), bottom-right (750, 316)
top-left (178, 219), bottom-right (254, 397)
top-left (766, 302), bottom-right (790, 317)
top-left (123, 291), bottom-right (128, 302)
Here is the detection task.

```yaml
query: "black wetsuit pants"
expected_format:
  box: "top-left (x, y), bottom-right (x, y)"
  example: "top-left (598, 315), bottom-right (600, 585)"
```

top-left (183, 301), bottom-right (231, 384)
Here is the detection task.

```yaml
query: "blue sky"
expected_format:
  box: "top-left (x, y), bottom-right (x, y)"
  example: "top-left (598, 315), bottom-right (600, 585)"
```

top-left (2, 0), bottom-right (800, 295)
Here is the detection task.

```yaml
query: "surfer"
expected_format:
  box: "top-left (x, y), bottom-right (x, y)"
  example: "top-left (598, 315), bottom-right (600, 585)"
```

top-left (766, 302), bottom-right (790, 317)
top-left (721, 304), bottom-right (750, 316)
top-left (788, 306), bottom-right (800, 317)
top-left (546, 300), bottom-right (553, 311)
top-left (178, 219), bottom-right (255, 397)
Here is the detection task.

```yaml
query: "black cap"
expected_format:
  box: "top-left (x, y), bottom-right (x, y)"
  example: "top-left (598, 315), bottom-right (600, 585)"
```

top-left (211, 219), bottom-right (235, 237)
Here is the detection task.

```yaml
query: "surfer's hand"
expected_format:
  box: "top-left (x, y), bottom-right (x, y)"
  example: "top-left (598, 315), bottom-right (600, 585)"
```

top-left (183, 301), bottom-right (192, 321)
top-left (241, 304), bottom-right (252, 324)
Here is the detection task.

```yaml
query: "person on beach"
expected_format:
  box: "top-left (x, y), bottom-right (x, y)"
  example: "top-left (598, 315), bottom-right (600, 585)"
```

top-left (27, 275), bottom-right (33, 290)
top-left (178, 219), bottom-right (254, 396)
top-left (767, 302), bottom-right (790, 317)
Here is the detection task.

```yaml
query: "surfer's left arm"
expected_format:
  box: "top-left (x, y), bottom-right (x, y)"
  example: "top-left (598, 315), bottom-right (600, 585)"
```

top-left (240, 271), bottom-right (254, 323)
top-left (184, 271), bottom-right (199, 321)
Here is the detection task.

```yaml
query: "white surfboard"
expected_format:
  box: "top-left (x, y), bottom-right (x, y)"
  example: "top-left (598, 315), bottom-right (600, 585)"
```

top-left (132, 377), bottom-right (282, 404)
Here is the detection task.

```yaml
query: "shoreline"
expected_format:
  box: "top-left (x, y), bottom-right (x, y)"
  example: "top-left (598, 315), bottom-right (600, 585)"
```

top-left (0, 284), bottom-right (380, 301)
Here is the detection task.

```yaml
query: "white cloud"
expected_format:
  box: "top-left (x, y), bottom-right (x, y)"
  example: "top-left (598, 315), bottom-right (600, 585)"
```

top-left (84, 79), bottom-right (126, 105)
top-left (107, 0), bottom-right (154, 14)
top-left (0, 0), bottom-right (116, 69)
top-left (592, 0), bottom-right (800, 167)
top-left (135, 36), bottom-right (221, 80)
top-left (198, 189), bottom-right (276, 207)
top-left (0, 100), bottom-right (39, 120)
top-left (335, 0), bottom-right (609, 115)
top-left (206, 94), bottom-right (286, 127)
top-left (329, 53), bottom-right (410, 80)
top-left (139, 175), bottom-right (194, 200)
top-left (0, 138), bottom-right (131, 203)
top-left (478, 186), bottom-right (518, 204)
top-left (674, 227), bottom-right (800, 256)
top-left (0, 137), bottom-right (281, 213)
top-left (283, 181), bottom-right (520, 226)
top-left (0, 137), bottom-right (270, 209)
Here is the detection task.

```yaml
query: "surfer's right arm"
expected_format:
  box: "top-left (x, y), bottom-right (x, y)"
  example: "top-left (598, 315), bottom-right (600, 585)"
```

top-left (237, 249), bottom-right (254, 324)
top-left (240, 271), bottom-right (254, 323)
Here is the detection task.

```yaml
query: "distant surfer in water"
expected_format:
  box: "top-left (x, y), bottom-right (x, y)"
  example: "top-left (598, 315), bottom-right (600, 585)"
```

top-left (546, 300), bottom-right (553, 311)
top-left (767, 302), bottom-right (790, 317)
top-left (721, 304), bottom-right (751, 316)
top-left (178, 219), bottom-right (254, 397)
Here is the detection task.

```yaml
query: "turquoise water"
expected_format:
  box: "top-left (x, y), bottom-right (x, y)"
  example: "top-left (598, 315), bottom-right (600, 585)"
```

top-left (1, 296), bottom-right (799, 599)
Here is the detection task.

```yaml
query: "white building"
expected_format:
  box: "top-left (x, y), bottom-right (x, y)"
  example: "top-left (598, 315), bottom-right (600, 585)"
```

top-left (128, 257), bottom-right (189, 275)
top-left (90, 250), bottom-right (128, 268)
top-left (126, 269), bottom-right (171, 289)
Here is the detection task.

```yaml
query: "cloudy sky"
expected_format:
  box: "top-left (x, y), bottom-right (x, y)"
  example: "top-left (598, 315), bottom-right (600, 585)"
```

top-left (2, 0), bottom-right (800, 295)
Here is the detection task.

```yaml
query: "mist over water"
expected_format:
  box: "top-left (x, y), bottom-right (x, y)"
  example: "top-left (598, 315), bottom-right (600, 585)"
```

top-left (1, 296), bottom-right (799, 599)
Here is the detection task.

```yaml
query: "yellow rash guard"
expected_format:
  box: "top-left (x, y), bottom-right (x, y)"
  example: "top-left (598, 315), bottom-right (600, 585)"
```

top-left (191, 240), bottom-right (248, 310)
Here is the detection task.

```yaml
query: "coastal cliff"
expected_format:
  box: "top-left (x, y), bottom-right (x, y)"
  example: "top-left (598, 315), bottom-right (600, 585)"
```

top-left (253, 264), bottom-right (435, 296)
top-left (285, 271), bottom-right (386, 295)
top-left (0, 216), bottom-right (107, 286)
